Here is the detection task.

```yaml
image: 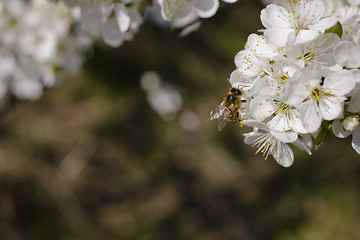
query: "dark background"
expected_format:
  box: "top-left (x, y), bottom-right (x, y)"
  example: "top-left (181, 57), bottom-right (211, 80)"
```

top-left (1, 0), bottom-right (360, 239)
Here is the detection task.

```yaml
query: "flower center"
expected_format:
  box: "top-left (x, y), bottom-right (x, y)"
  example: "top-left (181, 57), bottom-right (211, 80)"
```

top-left (294, 22), bottom-right (309, 35)
top-left (277, 74), bottom-right (289, 88)
top-left (275, 102), bottom-right (293, 116)
top-left (251, 133), bottom-right (274, 160)
top-left (309, 87), bottom-right (323, 102)
top-left (302, 51), bottom-right (315, 66)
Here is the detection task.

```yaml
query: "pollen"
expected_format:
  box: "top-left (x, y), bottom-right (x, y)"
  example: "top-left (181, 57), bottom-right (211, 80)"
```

top-left (310, 87), bottom-right (323, 102)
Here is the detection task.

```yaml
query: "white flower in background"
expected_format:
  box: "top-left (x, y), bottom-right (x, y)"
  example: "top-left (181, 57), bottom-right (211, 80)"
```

top-left (0, 0), bottom-right (90, 100)
top-left (158, 0), bottom-right (193, 21)
top-left (158, 0), bottom-right (237, 22)
top-left (140, 71), bottom-right (183, 121)
top-left (143, 0), bottom-right (238, 37)
top-left (59, 0), bottom-right (238, 46)
top-left (62, 0), bottom-right (143, 47)
top-left (222, 0), bottom-right (237, 3)
top-left (144, 1), bottom-right (202, 36)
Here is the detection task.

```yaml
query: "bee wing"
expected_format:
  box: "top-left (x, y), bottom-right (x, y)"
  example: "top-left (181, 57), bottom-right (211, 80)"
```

top-left (217, 116), bottom-right (227, 131)
top-left (207, 101), bottom-right (226, 121)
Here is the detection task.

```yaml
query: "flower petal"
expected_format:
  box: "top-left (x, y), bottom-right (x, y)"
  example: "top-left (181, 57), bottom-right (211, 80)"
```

top-left (300, 100), bottom-right (322, 133)
top-left (264, 28), bottom-right (294, 47)
top-left (295, 30), bottom-right (320, 44)
top-left (352, 128), bottom-right (360, 154)
top-left (229, 69), bottom-right (256, 87)
top-left (260, 4), bottom-right (291, 29)
top-left (115, 3), bottom-right (130, 33)
top-left (267, 113), bottom-right (291, 132)
top-left (101, 18), bottom-right (124, 47)
top-left (319, 96), bottom-right (345, 120)
top-left (234, 50), bottom-right (265, 78)
top-left (309, 14), bottom-right (338, 32)
top-left (192, 0), bottom-right (219, 18)
top-left (324, 70), bottom-right (356, 96)
top-left (335, 41), bottom-right (360, 68)
top-left (272, 141), bottom-right (294, 167)
top-left (349, 83), bottom-right (360, 113)
top-left (249, 96), bottom-right (276, 121)
top-left (247, 34), bottom-right (278, 59)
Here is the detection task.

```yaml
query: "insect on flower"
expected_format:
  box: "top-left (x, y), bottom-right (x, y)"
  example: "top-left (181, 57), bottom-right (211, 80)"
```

top-left (208, 87), bottom-right (245, 131)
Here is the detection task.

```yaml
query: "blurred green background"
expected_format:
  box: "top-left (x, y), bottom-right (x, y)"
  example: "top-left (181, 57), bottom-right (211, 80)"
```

top-left (1, 0), bottom-right (360, 239)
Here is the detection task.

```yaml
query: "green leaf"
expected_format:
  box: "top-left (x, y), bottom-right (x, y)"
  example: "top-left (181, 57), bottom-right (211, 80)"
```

top-left (325, 21), bottom-right (343, 38)
top-left (315, 127), bottom-right (328, 147)
top-left (314, 121), bottom-right (333, 147)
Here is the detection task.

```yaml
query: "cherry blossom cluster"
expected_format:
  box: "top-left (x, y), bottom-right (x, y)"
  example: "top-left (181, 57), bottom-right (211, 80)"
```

top-left (0, 0), bottom-right (90, 100)
top-left (57, 0), bottom-right (238, 47)
top-left (0, 0), bottom-right (240, 101)
top-left (57, 0), bottom-right (144, 47)
top-left (215, 0), bottom-right (360, 167)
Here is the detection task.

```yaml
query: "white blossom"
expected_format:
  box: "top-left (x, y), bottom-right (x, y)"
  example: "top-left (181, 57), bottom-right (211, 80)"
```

top-left (260, 0), bottom-right (338, 46)
top-left (249, 95), bottom-right (308, 133)
top-left (210, 0), bottom-right (360, 165)
top-left (0, 0), bottom-right (90, 100)
top-left (281, 64), bottom-right (355, 132)
top-left (157, 0), bottom-right (237, 22)
top-left (243, 120), bottom-right (299, 167)
top-left (286, 32), bottom-right (340, 68)
top-left (62, 0), bottom-right (143, 47)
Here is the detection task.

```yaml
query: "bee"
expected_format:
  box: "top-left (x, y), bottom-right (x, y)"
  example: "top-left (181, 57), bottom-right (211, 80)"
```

top-left (208, 87), bottom-right (244, 131)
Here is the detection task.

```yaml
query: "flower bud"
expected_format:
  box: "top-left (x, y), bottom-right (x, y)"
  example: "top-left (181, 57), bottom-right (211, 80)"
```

top-left (342, 117), bottom-right (359, 132)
